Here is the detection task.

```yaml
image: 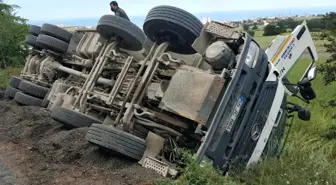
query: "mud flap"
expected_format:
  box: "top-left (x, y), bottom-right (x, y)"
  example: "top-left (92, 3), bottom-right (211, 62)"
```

top-left (138, 132), bottom-right (178, 177)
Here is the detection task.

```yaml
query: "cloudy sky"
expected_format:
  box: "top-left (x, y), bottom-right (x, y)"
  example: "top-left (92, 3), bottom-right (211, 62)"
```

top-left (5, 0), bottom-right (336, 21)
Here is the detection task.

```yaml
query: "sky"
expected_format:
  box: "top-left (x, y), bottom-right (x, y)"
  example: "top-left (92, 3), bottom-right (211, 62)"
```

top-left (4, 0), bottom-right (336, 21)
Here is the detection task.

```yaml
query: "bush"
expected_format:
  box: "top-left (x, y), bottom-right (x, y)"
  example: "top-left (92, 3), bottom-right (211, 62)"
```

top-left (319, 12), bottom-right (336, 115)
top-left (247, 30), bottom-right (255, 37)
top-left (320, 31), bottom-right (329, 39)
top-left (311, 28), bottom-right (323, 32)
top-left (327, 36), bottom-right (334, 41)
top-left (252, 23), bottom-right (258, 30)
top-left (263, 24), bottom-right (281, 36)
top-left (0, 0), bottom-right (29, 69)
top-left (243, 24), bottom-right (249, 31)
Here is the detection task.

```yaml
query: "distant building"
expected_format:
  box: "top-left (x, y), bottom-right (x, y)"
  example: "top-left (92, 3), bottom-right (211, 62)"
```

top-left (263, 21), bottom-right (269, 26)
top-left (201, 16), bottom-right (211, 24)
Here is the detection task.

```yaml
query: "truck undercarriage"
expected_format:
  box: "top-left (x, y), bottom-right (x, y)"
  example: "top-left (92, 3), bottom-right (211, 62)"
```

top-left (4, 5), bottom-right (319, 178)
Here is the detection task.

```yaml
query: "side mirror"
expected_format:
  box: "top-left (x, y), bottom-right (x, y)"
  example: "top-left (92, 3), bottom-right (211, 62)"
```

top-left (298, 108), bottom-right (311, 121)
top-left (283, 77), bottom-right (299, 94)
top-left (298, 78), bottom-right (311, 87)
top-left (307, 65), bottom-right (317, 81)
top-left (299, 84), bottom-right (316, 100)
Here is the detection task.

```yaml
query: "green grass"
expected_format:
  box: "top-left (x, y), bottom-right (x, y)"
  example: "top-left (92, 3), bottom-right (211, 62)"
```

top-left (252, 30), bottom-right (294, 50)
top-left (0, 67), bottom-right (21, 88)
top-left (156, 56), bottom-right (336, 185)
top-left (253, 30), bottom-right (329, 52)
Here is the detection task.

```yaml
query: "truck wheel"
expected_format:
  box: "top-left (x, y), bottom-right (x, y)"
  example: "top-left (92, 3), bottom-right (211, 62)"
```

top-left (5, 87), bottom-right (21, 99)
top-left (40, 90), bottom-right (51, 108)
top-left (28, 25), bottom-right (41, 36)
top-left (36, 34), bottom-right (69, 54)
top-left (143, 5), bottom-right (203, 54)
top-left (40, 23), bottom-right (72, 43)
top-left (86, 124), bottom-right (146, 160)
top-left (51, 106), bottom-right (102, 129)
top-left (14, 92), bottom-right (43, 107)
top-left (9, 76), bottom-right (22, 88)
top-left (18, 80), bottom-right (49, 99)
top-left (96, 15), bottom-right (146, 51)
top-left (24, 35), bottom-right (42, 50)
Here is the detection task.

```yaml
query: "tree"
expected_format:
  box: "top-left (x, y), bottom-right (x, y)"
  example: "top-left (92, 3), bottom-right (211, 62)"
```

top-left (0, 0), bottom-right (29, 68)
top-left (252, 23), bottom-right (258, 30)
top-left (263, 24), bottom-right (281, 36)
top-left (277, 20), bottom-right (286, 33)
top-left (242, 24), bottom-right (249, 31)
top-left (286, 18), bottom-right (300, 30)
top-left (246, 30), bottom-right (255, 37)
top-left (319, 12), bottom-right (336, 112)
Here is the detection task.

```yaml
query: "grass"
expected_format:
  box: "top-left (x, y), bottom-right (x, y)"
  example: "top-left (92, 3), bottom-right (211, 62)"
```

top-left (252, 30), bottom-right (288, 50)
top-left (253, 30), bottom-right (330, 52)
top-left (0, 67), bottom-right (21, 88)
top-left (156, 56), bottom-right (336, 185)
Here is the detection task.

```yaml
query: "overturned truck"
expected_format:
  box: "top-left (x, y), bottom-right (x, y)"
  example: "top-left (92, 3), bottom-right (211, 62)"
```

top-left (5, 23), bottom-right (80, 106)
top-left (47, 14), bottom-right (151, 124)
top-left (48, 5), bottom-right (318, 177)
top-left (6, 21), bottom-right (149, 109)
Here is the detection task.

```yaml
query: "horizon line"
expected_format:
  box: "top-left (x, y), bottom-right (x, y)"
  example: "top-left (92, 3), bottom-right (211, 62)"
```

top-left (27, 5), bottom-right (336, 22)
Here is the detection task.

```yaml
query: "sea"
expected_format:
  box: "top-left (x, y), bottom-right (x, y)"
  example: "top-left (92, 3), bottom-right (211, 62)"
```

top-left (28, 7), bottom-right (336, 27)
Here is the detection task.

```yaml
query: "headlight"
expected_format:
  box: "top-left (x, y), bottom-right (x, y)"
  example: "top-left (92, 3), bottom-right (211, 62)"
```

top-left (245, 42), bottom-right (259, 68)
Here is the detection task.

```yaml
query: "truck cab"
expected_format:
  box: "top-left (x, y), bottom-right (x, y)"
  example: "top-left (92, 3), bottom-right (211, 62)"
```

top-left (194, 21), bottom-right (318, 174)
top-left (193, 26), bottom-right (284, 172)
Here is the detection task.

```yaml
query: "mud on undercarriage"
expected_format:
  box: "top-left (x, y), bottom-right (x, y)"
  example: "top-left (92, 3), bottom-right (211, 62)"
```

top-left (45, 5), bottom-right (258, 177)
top-left (7, 4), bottom-right (318, 179)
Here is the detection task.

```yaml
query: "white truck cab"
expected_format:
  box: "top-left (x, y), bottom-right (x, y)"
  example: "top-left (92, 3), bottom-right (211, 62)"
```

top-left (195, 21), bottom-right (319, 174)
top-left (246, 21), bottom-right (319, 167)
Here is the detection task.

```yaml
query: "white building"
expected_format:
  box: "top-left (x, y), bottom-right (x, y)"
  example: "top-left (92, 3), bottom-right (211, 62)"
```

top-left (201, 16), bottom-right (211, 24)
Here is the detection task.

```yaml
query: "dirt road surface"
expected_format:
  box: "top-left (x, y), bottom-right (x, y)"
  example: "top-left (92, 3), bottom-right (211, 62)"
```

top-left (0, 90), bottom-right (163, 185)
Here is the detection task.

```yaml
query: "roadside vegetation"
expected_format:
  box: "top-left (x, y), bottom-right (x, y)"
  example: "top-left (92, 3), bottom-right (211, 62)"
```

top-left (0, 0), bottom-right (27, 88)
top-left (0, 1), bottom-right (335, 184)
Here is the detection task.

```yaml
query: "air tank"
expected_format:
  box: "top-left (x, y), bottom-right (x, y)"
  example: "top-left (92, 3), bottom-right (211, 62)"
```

top-left (204, 40), bottom-right (235, 70)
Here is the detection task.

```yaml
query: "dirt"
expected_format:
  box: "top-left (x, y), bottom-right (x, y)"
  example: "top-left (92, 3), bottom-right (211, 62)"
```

top-left (0, 93), bottom-right (163, 185)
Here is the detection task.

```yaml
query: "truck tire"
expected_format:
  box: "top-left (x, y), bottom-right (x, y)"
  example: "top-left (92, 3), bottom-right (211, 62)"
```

top-left (40, 23), bottom-right (72, 43)
top-left (5, 87), bottom-right (21, 99)
top-left (14, 92), bottom-right (43, 107)
top-left (28, 25), bottom-right (41, 36)
top-left (36, 34), bottom-right (69, 54)
top-left (143, 5), bottom-right (203, 54)
top-left (40, 90), bottom-right (51, 108)
top-left (96, 15), bottom-right (146, 51)
top-left (24, 35), bottom-right (41, 50)
top-left (86, 124), bottom-right (146, 160)
top-left (18, 80), bottom-right (49, 99)
top-left (51, 106), bottom-right (102, 129)
top-left (9, 76), bottom-right (22, 88)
